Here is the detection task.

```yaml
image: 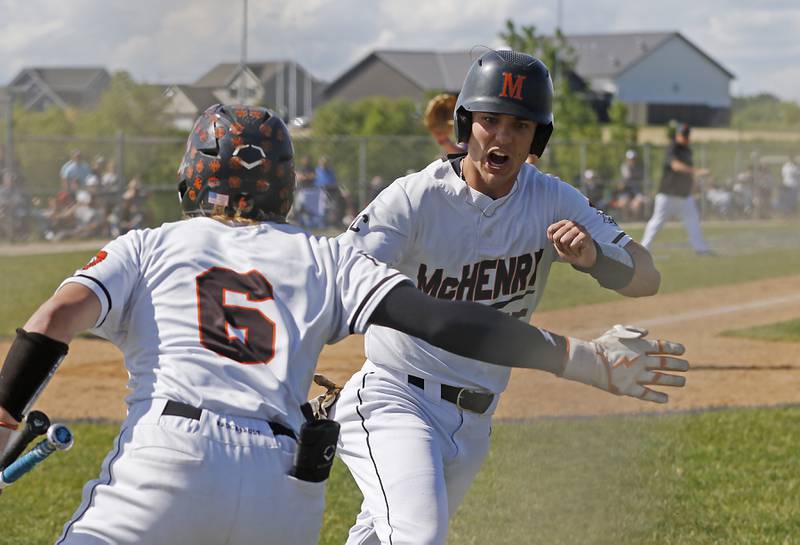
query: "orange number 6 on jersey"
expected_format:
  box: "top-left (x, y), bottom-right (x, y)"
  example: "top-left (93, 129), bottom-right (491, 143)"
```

top-left (196, 268), bottom-right (276, 364)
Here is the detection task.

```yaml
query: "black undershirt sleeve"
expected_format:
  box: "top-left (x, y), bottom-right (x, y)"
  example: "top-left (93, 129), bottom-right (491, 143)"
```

top-left (368, 282), bottom-right (568, 375)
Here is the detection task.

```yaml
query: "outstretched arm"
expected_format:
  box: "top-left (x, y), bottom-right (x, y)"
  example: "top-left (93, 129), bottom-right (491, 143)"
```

top-left (0, 284), bottom-right (100, 451)
top-left (369, 282), bottom-right (687, 403)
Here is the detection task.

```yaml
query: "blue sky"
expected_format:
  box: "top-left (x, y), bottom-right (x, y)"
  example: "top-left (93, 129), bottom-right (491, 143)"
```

top-left (1, 0), bottom-right (798, 102)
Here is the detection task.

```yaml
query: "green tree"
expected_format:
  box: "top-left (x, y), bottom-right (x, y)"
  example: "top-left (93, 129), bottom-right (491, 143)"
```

top-left (731, 93), bottom-right (800, 130)
top-left (499, 20), bottom-right (601, 183)
top-left (10, 72), bottom-right (181, 194)
top-left (305, 97), bottom-right (435, 200)
top-left (607, 100), bottom-right (637, 145)
top-left (75, 71), bottom-right (175, 137)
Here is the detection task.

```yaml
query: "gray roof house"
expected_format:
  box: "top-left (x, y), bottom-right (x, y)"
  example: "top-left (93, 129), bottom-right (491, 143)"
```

top-left (162, 84), bottom-right (224, 131)
top-left (324, 32), bottom-right (735, 126)
top-left (191, 61), bottom-right (326, 122)
top-left (566, 31), bottom-right (735, 126)
top-left (323, 50), bottom-right (475, 103)
top-left (6, 67), bottom-right (111, 111)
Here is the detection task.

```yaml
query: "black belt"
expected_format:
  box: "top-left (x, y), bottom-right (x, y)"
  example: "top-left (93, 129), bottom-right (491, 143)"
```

top-left (407, 375), bottom-right (494, 414)
top-left (162, 400), bottom-right (296, 439)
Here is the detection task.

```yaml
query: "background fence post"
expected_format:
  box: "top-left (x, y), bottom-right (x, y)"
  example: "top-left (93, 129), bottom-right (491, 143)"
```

top-left (358, 137), bottom-right (367, 211)
top-left (115, 130), bottom-right (125, 185)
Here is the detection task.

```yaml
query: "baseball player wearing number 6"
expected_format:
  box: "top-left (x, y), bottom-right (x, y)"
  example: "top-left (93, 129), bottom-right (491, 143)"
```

top-left (0, 103), bottom-right (686, 544)
top-left (333, 49), bottom-right (670, 545)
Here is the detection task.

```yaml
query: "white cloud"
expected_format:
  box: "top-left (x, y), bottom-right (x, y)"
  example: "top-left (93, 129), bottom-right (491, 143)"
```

top-left (0, 0), bottom-right (798, 102)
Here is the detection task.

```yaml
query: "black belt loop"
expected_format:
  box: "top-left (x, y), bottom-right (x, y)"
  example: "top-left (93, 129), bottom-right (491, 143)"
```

top-left (407, 375), bottom-right (494, 414)
top-left (162, 400), bottom-right (296, 439)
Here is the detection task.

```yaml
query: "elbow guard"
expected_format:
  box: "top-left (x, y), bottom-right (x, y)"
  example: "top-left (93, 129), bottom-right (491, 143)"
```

top-left (573, 241), bottom-right (635, 290)
top-left (0, 329), bottom-right (68, 421)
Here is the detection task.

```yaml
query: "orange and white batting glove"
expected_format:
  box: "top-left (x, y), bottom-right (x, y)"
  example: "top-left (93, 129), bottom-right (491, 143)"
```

top-left (561, 325), bottom-right (688, 403)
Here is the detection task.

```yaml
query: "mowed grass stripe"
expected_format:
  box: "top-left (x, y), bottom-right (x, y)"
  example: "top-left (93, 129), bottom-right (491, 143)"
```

top-left (2, 407), bottom-right (799, 544)
top-left (2, 223), bottom-right (800, 336)
top-left (723, 318), bottom-right (800, 343)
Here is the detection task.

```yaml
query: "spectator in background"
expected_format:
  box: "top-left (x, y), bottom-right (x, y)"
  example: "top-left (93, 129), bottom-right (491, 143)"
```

top-left (296, 155), bottom-right (316, 188)
top-left (314, 156), bottom-right (336, 189)
top-left (61, 190), bottom-right (107, 239)
top-left (85, 156), bottom-right (106, 188)
top-left (314, 156), bottom-right (346, 227)
top-left (779, 155), bottom-right (799, 216)
top-left (109, 176), bottom-right (150, 236)
top-left (641, 123), bottom-right (714, 255)
top-left (366, 175), bottom-right (390, 203)
top-left (608, 149), bottom-right (648, 221)
top-left (581, 169), bottom-right (606, 207)
top-left (59, 149), bottom-right (92, 187)
top-left (289, 171), bottom-right (327, 229)
top-left (0, 171), bottom-right (29, 241)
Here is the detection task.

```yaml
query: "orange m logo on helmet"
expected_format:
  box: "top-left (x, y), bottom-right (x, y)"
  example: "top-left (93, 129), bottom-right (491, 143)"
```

top-left (499, 72), bottom-right (527, 100)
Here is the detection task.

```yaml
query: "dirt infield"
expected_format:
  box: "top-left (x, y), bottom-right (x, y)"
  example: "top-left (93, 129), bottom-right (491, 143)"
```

top-left (6, 274), bottom-right (799, 422)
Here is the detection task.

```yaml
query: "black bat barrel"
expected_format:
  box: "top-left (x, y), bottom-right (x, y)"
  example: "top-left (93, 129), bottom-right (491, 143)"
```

top-left (0, 411), bottom-right (50, 470)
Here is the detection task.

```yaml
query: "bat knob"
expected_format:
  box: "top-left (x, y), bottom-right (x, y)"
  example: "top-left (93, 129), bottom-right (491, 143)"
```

top-left (47, 424), bottom-right (74, 451)
top-left (26, 411), bottom-right (51, 435)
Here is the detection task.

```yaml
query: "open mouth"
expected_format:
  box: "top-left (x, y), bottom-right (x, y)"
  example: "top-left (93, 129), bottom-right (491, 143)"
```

top-left (487, 151), bottom-right (509, 167)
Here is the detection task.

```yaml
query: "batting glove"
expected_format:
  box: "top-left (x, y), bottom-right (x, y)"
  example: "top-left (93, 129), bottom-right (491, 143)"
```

top-left (561, 325), bottom-right (688, 403)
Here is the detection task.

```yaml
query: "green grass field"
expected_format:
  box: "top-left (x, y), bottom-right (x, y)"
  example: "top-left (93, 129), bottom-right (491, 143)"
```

top-left (2, 408), bottom-right (799, 544)
top-left (723, 318), bottom-right (800, 343)
top-left (1, 220), bottom-right (799, 543)
top-left (1, 221), bottom-right (799, 335)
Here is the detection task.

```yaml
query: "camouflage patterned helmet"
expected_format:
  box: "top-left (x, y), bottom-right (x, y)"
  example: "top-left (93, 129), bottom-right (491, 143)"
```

top-left (177, 104), bottom-right (295, 221)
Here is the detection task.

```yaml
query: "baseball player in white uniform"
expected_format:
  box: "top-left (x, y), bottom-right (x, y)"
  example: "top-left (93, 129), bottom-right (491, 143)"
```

top-left (334, 50), bottom-right (666, 545)
top-left (0, 104), bottom-right (686, 544)
top-left (641, 123), bottom-right (713, 254)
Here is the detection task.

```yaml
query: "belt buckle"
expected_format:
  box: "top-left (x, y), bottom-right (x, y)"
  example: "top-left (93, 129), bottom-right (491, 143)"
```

top-left (456, 388), bottom-right (493, 414)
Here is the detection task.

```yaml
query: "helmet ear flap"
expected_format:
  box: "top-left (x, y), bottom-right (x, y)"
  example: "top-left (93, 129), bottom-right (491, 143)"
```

top-left (530, 123), bottom-right (553, 157)
top-left (454, 107), bottom-right (472, 145)
top-left (177, 180), bottom-right (188, 202)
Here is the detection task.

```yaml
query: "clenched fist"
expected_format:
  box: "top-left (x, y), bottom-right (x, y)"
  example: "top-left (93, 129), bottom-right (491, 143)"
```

top-left (547, 219), bottom-right (597, 268)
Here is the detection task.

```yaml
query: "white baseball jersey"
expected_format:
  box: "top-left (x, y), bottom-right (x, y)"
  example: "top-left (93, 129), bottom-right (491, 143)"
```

top-left (63, 217), bottom-right (407, 431)
top-left (339, 158), bottom-right (631, 394)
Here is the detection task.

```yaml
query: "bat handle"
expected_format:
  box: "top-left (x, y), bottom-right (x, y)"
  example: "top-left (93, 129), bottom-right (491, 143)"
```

top-left (0, 410), bottom-right (51, 470)
top-left (0, 424), bottom-right (73, 489)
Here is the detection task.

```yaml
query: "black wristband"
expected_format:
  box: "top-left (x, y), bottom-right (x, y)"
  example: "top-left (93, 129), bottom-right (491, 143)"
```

top-left (0, 328), bottom-right (68, 421)
top-left (573, 240), bottom-right (635, 290)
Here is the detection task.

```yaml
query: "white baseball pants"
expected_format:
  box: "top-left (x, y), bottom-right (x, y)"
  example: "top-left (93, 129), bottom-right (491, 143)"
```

top-left (55, 398), bottom-right (325, 545)
top-left (334, 360), bottom-right (495, 545)
top-left (641, 193), bottom-right (711, 253)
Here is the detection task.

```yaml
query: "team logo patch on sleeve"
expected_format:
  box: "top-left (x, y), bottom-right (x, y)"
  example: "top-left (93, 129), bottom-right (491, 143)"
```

top-left (82, 250), bottom-right (108, 270)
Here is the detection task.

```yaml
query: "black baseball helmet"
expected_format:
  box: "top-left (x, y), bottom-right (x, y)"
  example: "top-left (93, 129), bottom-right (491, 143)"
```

top-left (454, 50), bottom-right (554, 157)
top-left (177, 104), bottom-right (295, 221)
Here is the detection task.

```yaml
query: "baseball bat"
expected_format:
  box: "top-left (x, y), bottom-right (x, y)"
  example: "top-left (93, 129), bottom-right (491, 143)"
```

top-left (0, 411), bottom-right (51, 470)
top-left (0, 424), bottom-right (73, 489)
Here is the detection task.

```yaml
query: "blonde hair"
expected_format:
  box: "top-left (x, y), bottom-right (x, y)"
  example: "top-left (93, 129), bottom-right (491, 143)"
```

top-left (185, 204), bottom-right (262, 225)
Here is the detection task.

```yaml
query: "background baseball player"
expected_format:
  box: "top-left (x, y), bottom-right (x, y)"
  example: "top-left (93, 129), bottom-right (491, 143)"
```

top-left (334, 50), bottom-right (665, 545)
top-left (641, 122), bottom-right (714, 254)
top-left (0, 104), bottom-right (686, 544)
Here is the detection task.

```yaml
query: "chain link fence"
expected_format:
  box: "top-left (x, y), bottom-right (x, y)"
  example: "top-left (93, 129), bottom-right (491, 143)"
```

top-left (1, 131), bottom-right (798, 243)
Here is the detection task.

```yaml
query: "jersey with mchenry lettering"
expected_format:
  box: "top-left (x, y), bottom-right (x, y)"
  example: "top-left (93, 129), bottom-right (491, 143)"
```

top-left (62, 217), bottom-right (407, 431)
top-left (339, 158), bottom-right (631, 394)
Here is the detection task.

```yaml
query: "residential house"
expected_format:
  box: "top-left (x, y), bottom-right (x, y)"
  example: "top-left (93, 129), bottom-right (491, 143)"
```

top-left (6, 67), bottom-right (111, 112)
top-left (323, 32), bottom-right (734, 126)
top-left (192, 61), bottom-right (325, 122)
top-left (566, 31), bottom-right (734, 126)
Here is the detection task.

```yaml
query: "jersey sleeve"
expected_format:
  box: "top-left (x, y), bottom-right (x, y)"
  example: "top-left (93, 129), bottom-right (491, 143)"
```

top-left (555, 179), bottom-right (632, 247)
top-left (330, 240), bottom-right (410, 342)
top-left (337, 181), bottom-right (413, 266)
top-left (58, 231), bottom-right (142, 336)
